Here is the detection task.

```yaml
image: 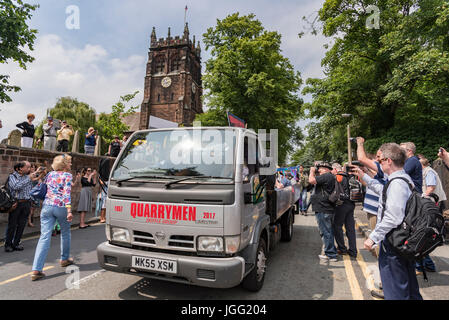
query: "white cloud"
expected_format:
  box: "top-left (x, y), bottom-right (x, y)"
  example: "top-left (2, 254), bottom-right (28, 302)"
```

top-left (0, 34), bottom-right (145, 141)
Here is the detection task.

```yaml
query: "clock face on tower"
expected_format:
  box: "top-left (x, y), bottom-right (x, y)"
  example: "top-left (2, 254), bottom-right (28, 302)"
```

top-left (161, 77), bottom-right (172, 88)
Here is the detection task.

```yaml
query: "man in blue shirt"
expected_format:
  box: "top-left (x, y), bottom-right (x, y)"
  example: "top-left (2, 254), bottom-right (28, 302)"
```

top-left (400, 142), bottom-right (435, 273)
top-left (5, 162), bottom-right (34, 252)
top-left (400, 142), bottom-right (423, 193)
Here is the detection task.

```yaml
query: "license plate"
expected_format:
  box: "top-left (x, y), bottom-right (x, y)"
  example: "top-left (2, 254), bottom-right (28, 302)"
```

top-left (132, 256), bottom-right (177, 274)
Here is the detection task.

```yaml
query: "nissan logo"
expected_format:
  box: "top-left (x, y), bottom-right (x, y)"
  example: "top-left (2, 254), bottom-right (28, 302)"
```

top-left (155, 232), bottom-right (166, 240)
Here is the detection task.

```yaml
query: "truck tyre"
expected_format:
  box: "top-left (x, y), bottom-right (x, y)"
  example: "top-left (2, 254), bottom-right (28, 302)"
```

top-left (242, 238), bottom-right (267, 292)
top-left (281, 208), bottom-right (293, 242)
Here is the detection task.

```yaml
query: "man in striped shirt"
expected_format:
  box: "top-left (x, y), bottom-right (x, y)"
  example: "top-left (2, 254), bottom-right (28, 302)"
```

top-left (5, 161), bottom-right (39, 252)
top-left (356, 137), bottom-right (388, 299)
top-left (356, 137), bottom-right (388, 228)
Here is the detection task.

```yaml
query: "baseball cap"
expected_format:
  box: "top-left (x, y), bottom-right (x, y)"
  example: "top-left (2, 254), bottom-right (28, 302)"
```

top-left (47, 116), bottom-right (53, 120)
top-left (316, 161), bottom-right (332, 170)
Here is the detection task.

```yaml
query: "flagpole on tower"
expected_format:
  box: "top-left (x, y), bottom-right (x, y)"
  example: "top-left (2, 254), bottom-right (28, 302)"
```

top-left (184, 5), bottom-right (188, 26)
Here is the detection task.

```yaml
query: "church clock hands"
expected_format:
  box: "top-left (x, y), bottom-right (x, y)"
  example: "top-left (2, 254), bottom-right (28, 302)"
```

top-left (161, 76), bottom-right (172, 88)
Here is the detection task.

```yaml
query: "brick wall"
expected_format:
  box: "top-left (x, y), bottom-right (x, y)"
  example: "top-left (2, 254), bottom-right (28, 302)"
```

top-left (0, 143), bottom-right (115, 223)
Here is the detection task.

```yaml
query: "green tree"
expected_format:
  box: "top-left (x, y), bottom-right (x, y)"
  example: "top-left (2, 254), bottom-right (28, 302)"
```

top-left (300, 0), bottom-right (449, 162)
top-left (0, 0), bottom-right (39, 104)
top-left (35, 97), bottom-right (96, 152)
top-left (96, 91), bottom-right (139, 153)
top-left (196, 13), bottom-right (304, 163)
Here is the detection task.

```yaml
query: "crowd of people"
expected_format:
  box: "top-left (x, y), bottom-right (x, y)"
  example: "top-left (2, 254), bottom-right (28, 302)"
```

top-left (10, 114), bottom-right (127, 156)
top-left (301, 138), bottom-right (449, 300)
top-left (3, 156), bottom-right (110, 281)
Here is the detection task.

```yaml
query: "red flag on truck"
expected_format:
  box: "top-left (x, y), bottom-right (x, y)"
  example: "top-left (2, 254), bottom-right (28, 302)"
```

top-left (227, 112), bottom-right (245, 128)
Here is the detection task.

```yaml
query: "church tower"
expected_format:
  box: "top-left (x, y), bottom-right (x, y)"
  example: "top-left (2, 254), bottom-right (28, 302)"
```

top-left (139, 23), bottom-right (203, 129)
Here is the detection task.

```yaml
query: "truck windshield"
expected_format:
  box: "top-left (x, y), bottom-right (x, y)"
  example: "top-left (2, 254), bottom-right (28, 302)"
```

top-left (111, 129), bottom-right (236, 181)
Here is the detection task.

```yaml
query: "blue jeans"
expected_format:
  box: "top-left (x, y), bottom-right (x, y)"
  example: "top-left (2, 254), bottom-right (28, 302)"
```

top-left (300, 189), bottom-right (308, 211)
top-left (32, 205), bottom-right (71, 272)
top-left (315, 212), bottom-right (337, 259)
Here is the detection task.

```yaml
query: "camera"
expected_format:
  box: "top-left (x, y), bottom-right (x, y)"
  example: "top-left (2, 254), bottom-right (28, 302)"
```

top-left (351, 160), bottom-right (364, 167)
top-left (349, 138), bottom-right (357, 143)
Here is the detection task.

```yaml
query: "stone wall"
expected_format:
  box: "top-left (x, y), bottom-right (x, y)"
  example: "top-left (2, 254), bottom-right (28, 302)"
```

top-left (0, 144), bottom-right (115, 223)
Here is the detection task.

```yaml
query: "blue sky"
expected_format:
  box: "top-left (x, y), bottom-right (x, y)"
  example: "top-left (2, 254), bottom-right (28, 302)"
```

top-left (0, 0), bottom-right (329, 140)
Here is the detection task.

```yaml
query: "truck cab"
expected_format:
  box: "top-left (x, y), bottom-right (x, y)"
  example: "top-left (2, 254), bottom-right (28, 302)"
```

top-left (97, 127), bottom-right (299, 291)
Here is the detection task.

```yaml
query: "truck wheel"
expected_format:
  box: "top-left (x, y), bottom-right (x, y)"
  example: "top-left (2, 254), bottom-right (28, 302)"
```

top-left (281, 209), bottom-right (293, 242)
top-left (242, 238), bottom-right (267, 292)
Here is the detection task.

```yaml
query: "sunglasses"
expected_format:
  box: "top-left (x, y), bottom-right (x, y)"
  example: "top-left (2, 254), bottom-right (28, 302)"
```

top-left (379, 158), bottom-right (389, 163)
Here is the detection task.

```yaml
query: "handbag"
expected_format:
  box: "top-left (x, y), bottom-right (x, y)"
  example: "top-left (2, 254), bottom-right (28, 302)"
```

top-left (30, 173), bottom-right (50, 201)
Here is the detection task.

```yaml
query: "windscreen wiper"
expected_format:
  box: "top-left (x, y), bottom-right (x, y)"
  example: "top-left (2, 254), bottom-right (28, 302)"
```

top-left (164, 177), bottom-right (197, 189)
top-left (116, 175), bottom-right (173, 185)
top-left (164, 176), bottom-right (231, 189)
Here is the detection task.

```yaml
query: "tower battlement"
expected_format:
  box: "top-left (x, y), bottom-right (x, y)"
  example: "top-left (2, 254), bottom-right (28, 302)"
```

top-left (150, 24), bottom-right (201, 57)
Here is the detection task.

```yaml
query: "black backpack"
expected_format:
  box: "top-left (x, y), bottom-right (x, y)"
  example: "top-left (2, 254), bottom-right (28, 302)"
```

top-left (328, 175), bottom-right (345, 206)
top-left (328, 172), bottom-right (352, 206)
top-left (381, 177), bottom-right (445, 264)
top-left (0, 176), bottom-right (17, 213)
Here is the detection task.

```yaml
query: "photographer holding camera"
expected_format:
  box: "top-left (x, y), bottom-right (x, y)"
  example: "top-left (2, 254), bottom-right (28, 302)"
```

top-left (56, 120), bottom-right (74, 153)
top-left (84, 127), bottom-right (97, 155)
top-left (309, 161), bottom-right (338, 262)
top-left (331, 163), bottom-right (357, 258)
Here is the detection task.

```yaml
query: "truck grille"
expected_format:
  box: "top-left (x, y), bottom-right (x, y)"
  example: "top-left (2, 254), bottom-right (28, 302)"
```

top-left (133, 231), bottom-right (156, 245)
top-left (168, 235), bottom-right (194, 249)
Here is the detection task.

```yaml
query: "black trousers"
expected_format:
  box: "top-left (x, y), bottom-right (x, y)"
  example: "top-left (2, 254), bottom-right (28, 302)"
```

top-left (57, 139), bottom-right (69, 152)
top-left (332, 201), bottom-right (357, 256)
top-left (5, 201), bottom-right (31, 248)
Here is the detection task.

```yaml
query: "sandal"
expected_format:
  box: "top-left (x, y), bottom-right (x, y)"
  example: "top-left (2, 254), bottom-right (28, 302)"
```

top-left (31, 272), bottom-right (46, 281)
top-left (60, 258), bottom-right (75, 267)
top-left (79, 225), bottom-right (90, 229)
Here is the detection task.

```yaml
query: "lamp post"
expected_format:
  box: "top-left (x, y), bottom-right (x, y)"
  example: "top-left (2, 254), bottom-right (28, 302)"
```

top-left (342, 114), bottom-right (352, 164)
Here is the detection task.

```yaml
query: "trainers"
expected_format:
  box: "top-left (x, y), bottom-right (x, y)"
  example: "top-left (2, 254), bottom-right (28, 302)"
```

top-left (329, 257), bottom-right (338, 262)
top-left (370, 289), bottom-right (384, 300)
top-left (318, 254), bottom-right (329, 261)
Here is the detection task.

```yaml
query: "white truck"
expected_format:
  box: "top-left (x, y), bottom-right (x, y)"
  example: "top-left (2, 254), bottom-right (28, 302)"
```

top-left (97, 127), bottom-right (300, 291)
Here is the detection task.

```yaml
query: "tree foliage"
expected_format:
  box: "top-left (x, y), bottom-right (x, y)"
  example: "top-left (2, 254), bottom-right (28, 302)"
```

top-left (0, 0), bottom-right (39, 104)
top-left (96, 91), bottom-right (139, 147)
top-left (298, 0), bottom-right (449, 163)
top-left (196, 13), bottom-right (304, 163)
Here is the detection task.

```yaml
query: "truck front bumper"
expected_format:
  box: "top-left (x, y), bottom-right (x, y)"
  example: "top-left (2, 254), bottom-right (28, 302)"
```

top-left (97, 242), bottom-right (246, 289)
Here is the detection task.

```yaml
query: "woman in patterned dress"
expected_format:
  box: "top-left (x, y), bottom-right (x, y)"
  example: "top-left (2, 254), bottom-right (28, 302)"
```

top-left (31, 155), bottom-right (74, 281)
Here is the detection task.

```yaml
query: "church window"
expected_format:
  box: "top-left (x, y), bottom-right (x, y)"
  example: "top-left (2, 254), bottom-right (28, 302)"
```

top-left (171, 57), bottom-right (182, 72)
top-left (154, 56), bottom-right (165, 73)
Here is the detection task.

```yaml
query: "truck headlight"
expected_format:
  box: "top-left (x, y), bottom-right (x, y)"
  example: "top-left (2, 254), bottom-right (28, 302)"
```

top-left (197, 236), bottom-right (224, 252)
top-left (225, 236), bottom-right (240, 254)
top-left (111, 227), bottom-right (130, 243)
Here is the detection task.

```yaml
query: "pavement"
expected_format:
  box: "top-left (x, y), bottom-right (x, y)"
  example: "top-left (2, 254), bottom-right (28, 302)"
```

top-left (0, 209), bottom-right (101, 246)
